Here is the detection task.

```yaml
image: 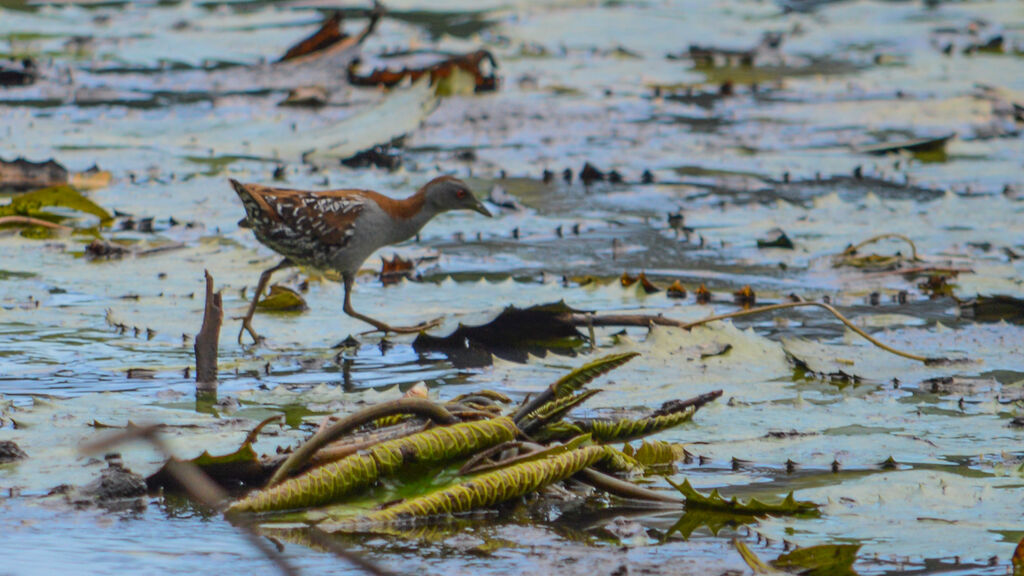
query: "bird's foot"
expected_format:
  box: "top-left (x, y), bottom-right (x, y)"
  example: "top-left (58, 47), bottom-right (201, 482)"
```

top-left (360, 316), bottom-right (443, 335)
top-left (235, 316), bottom-right (264, 345)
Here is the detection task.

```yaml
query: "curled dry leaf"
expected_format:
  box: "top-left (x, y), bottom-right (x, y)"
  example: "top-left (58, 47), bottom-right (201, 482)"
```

top-left (348, 49), bottom-right (499, 94)
top-left (277, 7), bottom-right (382, 66)
top-left (379, 253), bottom-right (414, 285)
top-left (256, 285), bottom-right (308, 312)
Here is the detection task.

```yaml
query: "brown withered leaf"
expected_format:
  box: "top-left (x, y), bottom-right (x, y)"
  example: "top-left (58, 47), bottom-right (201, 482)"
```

top-left (667, 280), bottom-right (687, 299)
top-left (733, 285), bottom-right (756, 307)
top-left (1, 158), bottom-right (67, 191)
top-left (348, 50), bottom-right (499, 94)
top-left (695, 284), bottom-right (712, 304)
top-left (278, 12), bottom-right (347, 63)
top-left (380, 253), bottom-right (414, 285)
top-left (277, 6), bottom-right (382, 65)
top-left (622, 270), bottom-right (664, 293)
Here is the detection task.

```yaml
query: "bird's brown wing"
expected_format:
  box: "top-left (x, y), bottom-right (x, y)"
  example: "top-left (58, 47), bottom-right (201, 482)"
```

top-left (231, 180), bottom-right (369, 248)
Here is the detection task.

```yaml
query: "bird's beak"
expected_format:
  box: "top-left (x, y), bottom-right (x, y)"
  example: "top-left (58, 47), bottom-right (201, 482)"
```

top-left (472, 199), bottom-right (493, 217)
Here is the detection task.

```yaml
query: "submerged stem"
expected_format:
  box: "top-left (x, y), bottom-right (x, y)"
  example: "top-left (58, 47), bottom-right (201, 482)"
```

top-left (677, 301), bottom-right (929, 362)
top-left (568, 300), bottom-right (943, 364)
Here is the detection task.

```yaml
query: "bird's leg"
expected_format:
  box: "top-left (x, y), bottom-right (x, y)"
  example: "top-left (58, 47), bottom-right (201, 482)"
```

top-left (237, 258), bottom-right (294, 344)
top-left (342, 275), bottom-right (442, 334)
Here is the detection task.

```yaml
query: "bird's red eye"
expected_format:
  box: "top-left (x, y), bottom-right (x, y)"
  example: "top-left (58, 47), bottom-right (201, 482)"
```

top-left (456, 189), bottom-right (468, 200)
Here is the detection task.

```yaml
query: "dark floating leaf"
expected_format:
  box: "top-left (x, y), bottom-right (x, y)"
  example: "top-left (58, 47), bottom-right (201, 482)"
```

top-left (959, 294), bottom-right (1024, 324)
top-left (856, 132), bottom-right (956, 158)
top-left (757, 227), bottom-right (794, 249)
top-left (0, 440), bottom-right (28, 463)
top-left (413, 300), bottom-right (586, 366)
top-left (348, 49), bottom-right (499, 93)
top-left (0, 59), bottom-right (37, 88)
top-left (0, 158), bottom-right (67, 192)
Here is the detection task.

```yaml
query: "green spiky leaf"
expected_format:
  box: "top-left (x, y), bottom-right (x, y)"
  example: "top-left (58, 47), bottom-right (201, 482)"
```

top-left (551, 352), bottom-right (639, 397)
top-left (669, 478), bottom-right (818, 516)
top-left (519, 389), bottom-right (601, 433)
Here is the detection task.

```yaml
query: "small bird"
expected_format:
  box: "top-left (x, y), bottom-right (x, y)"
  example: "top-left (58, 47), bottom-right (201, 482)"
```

top-left (230, 176), bottom-right (492, 343)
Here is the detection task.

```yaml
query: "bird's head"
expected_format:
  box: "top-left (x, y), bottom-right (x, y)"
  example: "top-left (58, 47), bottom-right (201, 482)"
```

top-left (420, 176), bottom-right (492, 217)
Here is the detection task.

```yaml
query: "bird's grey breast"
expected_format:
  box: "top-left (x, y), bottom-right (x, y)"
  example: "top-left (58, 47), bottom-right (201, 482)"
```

top-left (325, 200), bottom-right (397, 274)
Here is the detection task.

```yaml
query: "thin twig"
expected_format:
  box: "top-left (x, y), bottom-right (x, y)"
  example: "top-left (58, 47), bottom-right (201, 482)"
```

top-left (267, 398), bottom-right (457, 487)
top-left (576, 468), bottom-right (682, 505)
top-left (195, 270), bottom-right (222, 393)
top-left (677, 301), bottom-right (931, 362)
top-left (567, 300), bottom-right (948, 363)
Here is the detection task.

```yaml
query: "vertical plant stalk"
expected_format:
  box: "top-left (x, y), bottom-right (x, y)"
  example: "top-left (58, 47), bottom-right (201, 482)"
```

top-left (194, 270), bottom-right (222, 394)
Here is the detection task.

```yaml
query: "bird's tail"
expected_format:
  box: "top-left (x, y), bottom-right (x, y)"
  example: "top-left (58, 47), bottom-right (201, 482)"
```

top-left (229, 179), bottom-right (263, 228)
